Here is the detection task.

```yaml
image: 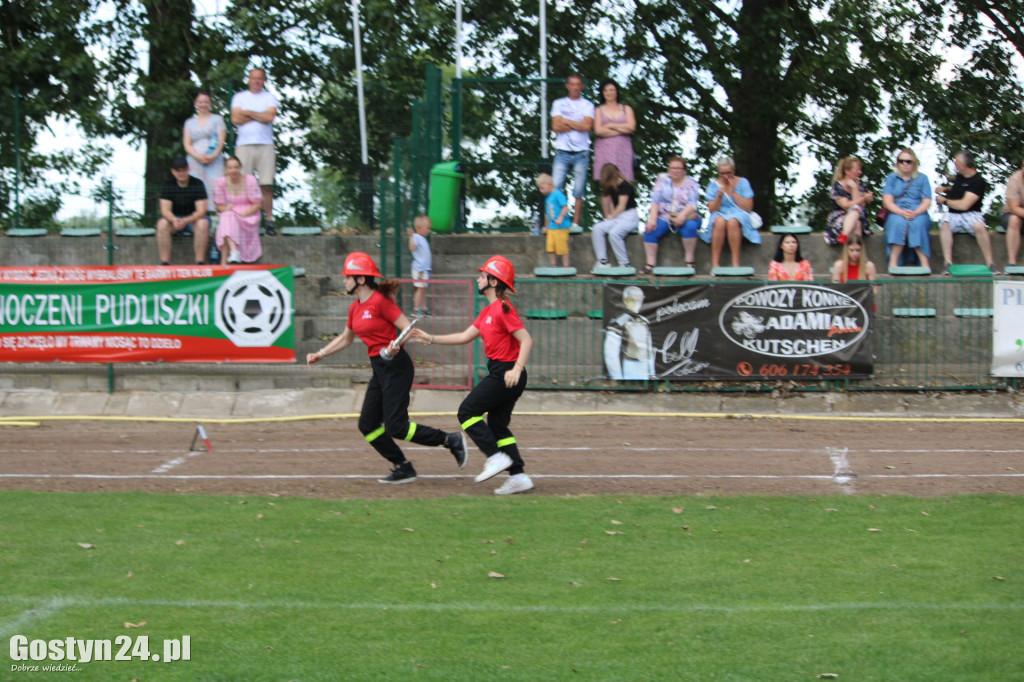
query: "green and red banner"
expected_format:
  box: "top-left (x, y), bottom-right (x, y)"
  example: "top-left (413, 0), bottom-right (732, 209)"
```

top-left (0, 265), bottom-right (294, 363)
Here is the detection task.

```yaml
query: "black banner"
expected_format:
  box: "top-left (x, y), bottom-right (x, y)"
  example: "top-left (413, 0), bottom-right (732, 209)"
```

top-left (602, 283), bottom-right (873, 381)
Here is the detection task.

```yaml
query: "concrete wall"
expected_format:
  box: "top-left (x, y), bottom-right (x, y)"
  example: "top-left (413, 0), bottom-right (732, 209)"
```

top-left (0, 229), bottom-right (1014, 392)
top-left (1, 228), bottom-right (1014, 277)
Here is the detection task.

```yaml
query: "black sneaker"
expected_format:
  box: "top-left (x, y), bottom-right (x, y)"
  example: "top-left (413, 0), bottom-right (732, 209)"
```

top-left (378, 461), bottom-right (417, 484)
top-left (446, 432), bottom-right (469, 469)
top-left (265, 223), bottom-right (277, 236)
top-left (989, 264), bottom-right (1003, 275)
top-left (942, 263), bottom-right (952, 275)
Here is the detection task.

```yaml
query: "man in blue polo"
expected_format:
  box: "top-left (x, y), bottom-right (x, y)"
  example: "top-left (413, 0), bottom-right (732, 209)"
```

top-left (156, 157), bottom-right (210, 265)
top-left (550, 73), bottom-right (594, 231)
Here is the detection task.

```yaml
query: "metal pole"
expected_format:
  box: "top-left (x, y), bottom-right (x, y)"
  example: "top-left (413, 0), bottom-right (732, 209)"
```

top-left (451, 79), bottom-right (462, 163)
top-left (352, 0), bottom-right (369, 166)
top-left (455, 0), bottom-right (463, 79)
top-left (353, 0), bottom-right (374, 227)
top-left (107, 178), bottom-right (116, 393)
top-left (106, 179), bottom-right (115, 265)
top-left (13, 85), bottom-right (21, 230)
top-left (539, 0), bottom-right (548, 160)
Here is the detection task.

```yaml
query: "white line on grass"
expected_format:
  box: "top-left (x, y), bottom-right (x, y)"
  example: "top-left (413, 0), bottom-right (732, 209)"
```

top-left (0, 597), bottom-right (68, 639)
top-left (0, 594), bottom-right (1020, 616)
top-left (0, 473), bottom-right (1022, 481)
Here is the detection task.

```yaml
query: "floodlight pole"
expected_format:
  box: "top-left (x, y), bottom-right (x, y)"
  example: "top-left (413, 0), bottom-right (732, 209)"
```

top-left (539, 0), bottom-right (548, 160)
top-left (455, 0), bottom-right (463, 79)
top-left (352, 0), bottom-right (374, 227)
top-left (13, 85), bottom-right (21, 230)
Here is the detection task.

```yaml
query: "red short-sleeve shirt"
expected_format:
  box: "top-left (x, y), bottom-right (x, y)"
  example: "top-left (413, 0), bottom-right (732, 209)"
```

top-left (472, 299), bottom-right (524, 362)
top-left (347, 291), bottom-right (402, 357)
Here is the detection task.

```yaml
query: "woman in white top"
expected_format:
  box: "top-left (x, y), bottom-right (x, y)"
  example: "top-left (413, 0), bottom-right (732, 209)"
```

top-left (182, 90), bottom-right (226, 201)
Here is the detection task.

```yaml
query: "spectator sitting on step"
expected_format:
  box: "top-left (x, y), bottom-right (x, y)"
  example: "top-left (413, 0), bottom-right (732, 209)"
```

top-left (642, 156), bottom-right (702, 274)
top-left (1000, 157), bottom-right (1024, 270)
top-left (935, 150), bottom-right (999, 275)
top-left (213, 155), bottom-right (262, 264)
top-left (768, 233), bottom-right (813, 281)
top-left (831, 232), bottom-right (878, 283)
top-left (825, 156), bottom-right (874, 246)
top-left (591, 163), bottom-right (639, 272)
top-left (700, 156), bottom-right (759, 271)
top-left (156, 156), bottom-right (210, 265)
top-left (881, 147), bottom-right (932, 271)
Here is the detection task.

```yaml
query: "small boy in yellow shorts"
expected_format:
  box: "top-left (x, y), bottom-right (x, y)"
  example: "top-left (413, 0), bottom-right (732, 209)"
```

top-left (537, 173), bottom-right (571, 267)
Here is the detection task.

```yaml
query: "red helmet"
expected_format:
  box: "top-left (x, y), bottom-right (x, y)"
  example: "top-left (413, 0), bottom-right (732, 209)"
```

top-left (478, 255), bottom-right (516, 293)
top-left (342, 252), bottom-right (383, 279)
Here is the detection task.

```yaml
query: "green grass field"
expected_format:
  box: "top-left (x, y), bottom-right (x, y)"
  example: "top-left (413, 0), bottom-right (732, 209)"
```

top-left (1, 490), bottom-right (1022, 681)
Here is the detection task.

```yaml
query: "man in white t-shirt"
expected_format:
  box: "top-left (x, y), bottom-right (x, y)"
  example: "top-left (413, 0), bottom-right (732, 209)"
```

top-left (231, 68), bottom-right (279, 234)
top-left (550, 73), bottom-right (594, 230)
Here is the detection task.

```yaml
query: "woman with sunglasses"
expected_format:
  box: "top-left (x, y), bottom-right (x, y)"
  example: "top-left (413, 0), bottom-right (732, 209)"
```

top-left (882, 148), bottom-right (932, 271)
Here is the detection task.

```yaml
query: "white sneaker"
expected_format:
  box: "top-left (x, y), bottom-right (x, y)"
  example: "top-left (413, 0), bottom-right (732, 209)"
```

top-left (227, 251), bottom-right (242, 264)
top-left (494, 473), bottom-right (533, 495)
top-left (474, 452), bottom-right (512, 483)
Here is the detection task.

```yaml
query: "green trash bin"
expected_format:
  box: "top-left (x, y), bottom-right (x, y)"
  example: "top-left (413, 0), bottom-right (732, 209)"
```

top-left (427, 162), bottom-right (463, 233)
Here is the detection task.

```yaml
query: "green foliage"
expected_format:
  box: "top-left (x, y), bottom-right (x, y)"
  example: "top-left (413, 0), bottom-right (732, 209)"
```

top-left (1, 491), bottom-right (1022, 680)
top-left (3, 0), bottom-right (1024, 229)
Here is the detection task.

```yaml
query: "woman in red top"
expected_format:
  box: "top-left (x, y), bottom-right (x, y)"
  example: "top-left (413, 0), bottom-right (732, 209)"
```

top-left (831, 233), bottom-right (878, 283)
top-left (412, 255), bottom-right (535, 495)
top-left (307, 252), bottom-right (468, 484)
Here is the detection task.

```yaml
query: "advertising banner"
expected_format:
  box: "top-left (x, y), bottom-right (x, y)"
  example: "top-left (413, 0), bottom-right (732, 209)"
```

top-left (992, 281), bottom-right (1024, 377)
top-left (0, 265), bottom-right (294, 363)
top-left (602, 282), bottom-right (873, 380)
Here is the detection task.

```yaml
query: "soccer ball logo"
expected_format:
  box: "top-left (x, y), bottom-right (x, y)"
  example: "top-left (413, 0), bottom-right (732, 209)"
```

top-left (214, 271), bottom-right (292, 347)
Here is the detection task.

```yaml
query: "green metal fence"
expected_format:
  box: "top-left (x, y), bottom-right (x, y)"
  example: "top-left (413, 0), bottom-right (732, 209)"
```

top-left (513, 277), bottom-right (1016, 392)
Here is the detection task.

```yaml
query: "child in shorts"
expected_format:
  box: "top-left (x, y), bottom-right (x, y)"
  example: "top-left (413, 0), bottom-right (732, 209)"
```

top-left (408, 214), bottom-right (433, 316)
top-left (537, 173), bottom-right (571, 267)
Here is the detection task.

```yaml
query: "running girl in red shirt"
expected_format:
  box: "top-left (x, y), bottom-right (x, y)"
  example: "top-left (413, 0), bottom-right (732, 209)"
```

top-left (412, 255), bottom-right (535, 494)
top-left (307, 252), bottom-right (468, 484)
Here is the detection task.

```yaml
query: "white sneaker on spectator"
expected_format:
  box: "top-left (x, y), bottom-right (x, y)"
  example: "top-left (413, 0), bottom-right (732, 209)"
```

top-left (227, 251), bottom-right (242, 264)
top-left (494, 473), bottom-right (533, 495)
top-left (475, 452), bottom-right (512, 483)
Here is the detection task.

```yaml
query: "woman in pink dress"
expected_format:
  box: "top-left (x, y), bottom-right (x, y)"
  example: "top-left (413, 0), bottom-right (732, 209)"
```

top-left (213, 156), bottom-right (263, 264)
top-left (592, 79), bottom-right (636, 182)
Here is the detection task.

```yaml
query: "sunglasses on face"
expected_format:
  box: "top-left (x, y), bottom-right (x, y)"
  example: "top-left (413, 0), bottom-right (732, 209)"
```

top-left (718, 171), bottom-right (734, 176)
top-left (897, 159), bottom-right (913, 164)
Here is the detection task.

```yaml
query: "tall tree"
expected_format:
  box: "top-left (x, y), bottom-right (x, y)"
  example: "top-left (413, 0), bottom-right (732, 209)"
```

top-left (0, 0), bottom-right (107, 225)
top-left (924, 0), bottom-right (1024, 180)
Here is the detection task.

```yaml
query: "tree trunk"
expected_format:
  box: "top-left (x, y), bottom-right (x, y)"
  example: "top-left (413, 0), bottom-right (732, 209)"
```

top-left (730, 0), bottom-right (789, 226)
top-left (142, 0), bottom-right (196, 219)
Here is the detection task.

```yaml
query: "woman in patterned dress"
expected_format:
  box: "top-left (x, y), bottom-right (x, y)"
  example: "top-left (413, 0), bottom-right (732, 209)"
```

top-left (592, 79), bottom-right (636, 182)
top-left (825, 156), bottom-right (874, 246)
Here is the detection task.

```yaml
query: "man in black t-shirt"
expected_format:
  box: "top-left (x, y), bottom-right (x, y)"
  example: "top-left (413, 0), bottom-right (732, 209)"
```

top-left (935, 150), bottom-right (999, 274)
top-left (156, 156), bottom-right (210, 265)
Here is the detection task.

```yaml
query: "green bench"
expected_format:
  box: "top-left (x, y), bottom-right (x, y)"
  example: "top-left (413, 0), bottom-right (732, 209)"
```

top-left (532, 267), bottom-right (577, 277)
top-left (711, 266), bottom-right (755, 277)
top-left (891, 307), bottom-right (937, 317)
top-left (651, 266), bottom-right (695, 277)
